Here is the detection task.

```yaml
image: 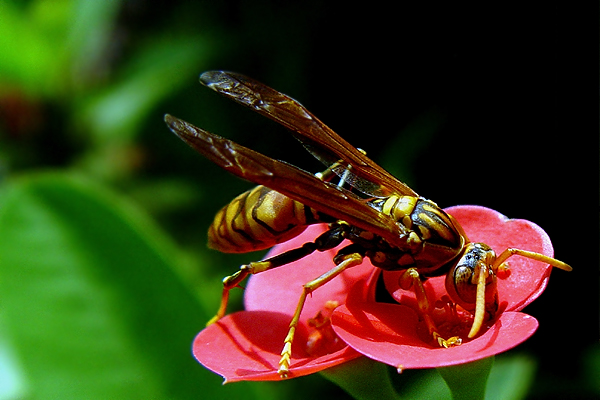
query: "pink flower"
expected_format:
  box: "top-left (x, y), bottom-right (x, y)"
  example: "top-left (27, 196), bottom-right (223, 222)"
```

top-left (193, 205), bottom-right (562, 381)
top-left (193, 224), bottom-right (375, 382)
top-left (331, 205), bottom-right (557, 371)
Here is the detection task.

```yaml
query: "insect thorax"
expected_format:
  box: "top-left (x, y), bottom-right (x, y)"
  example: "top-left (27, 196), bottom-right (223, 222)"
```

top-left (365, 195), bottom-right (465, 275)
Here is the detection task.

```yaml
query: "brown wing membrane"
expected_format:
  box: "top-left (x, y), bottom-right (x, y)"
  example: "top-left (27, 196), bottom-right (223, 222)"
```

top-left (165, 114), bottom-right (408, 246)
top-left (199, 71), bottom-right (418, 198)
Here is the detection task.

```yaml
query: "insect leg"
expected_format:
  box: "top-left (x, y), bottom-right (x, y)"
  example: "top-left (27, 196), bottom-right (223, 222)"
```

top-left (278, 250), bottom-right (364, 378)
top-left (206, 223), bottom-right (350, 326)
top-left (399, 268), bottom-right (462, 348)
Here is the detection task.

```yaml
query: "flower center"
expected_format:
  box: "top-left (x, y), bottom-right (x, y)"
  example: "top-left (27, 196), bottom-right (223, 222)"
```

top-left (416, 296), bottom-right (483, 347)
top-left (304, 300), bottom-right (346, 356)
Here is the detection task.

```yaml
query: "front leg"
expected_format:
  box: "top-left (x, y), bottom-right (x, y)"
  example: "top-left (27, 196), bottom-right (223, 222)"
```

top-left (207, 222), bottom-right (350, 326)
top-left (399, 268), bottom-right (462, 348)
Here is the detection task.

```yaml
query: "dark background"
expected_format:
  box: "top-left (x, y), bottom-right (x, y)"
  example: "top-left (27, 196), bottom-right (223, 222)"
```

top-left (1, 1), bottom-right (596, 399)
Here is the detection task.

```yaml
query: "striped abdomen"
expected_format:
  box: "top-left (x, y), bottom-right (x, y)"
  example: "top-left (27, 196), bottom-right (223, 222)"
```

top-left (208, 185), bottom-right (326, 253)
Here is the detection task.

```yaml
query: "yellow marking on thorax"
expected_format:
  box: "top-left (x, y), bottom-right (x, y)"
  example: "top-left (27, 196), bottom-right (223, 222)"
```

top-left (417, 207), bottom-right (456, 242)
top-left (387, 196), bottom-right (418, 231)
top-left (417, 225), bottom-right (432, 240)
top-left (381, 196), bottom-right (399, 216)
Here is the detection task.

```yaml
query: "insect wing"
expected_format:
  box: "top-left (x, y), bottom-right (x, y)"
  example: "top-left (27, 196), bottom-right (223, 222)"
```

top-left (199, 71), bottom-right (418, 198)
top-left (165, 114), bottom-right (408, 246)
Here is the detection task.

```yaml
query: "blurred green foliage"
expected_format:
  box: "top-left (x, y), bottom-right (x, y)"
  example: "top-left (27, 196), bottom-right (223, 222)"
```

top-left (0, 1), bottom-right (596, 399)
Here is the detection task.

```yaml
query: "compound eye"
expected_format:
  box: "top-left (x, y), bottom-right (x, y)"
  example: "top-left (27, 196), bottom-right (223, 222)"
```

top-left (446, 264), bottom-right (477, 310)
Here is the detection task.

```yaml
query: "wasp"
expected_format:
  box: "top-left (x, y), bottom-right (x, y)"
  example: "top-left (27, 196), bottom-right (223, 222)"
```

top-left (164, 71), bottom-right (571, 378)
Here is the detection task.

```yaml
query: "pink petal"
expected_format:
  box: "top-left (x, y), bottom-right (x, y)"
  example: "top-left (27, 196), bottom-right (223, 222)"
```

top-left (383, 206), bottom-right (555, 312)
top-left (445, 205), bottom-right (555, 311)
top-left (194, 225), bottom-right (375, 382)
top-left (193, 310), bottom-right (361, 382)
top-left (332, 301), bottom-right (538, 370)
top-left (245, 224), bottom-right (376, 323)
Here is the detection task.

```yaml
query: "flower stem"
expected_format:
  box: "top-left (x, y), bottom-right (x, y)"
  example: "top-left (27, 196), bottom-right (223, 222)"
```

top-left (437, 357), bottom-right (494, 400)
top-left (321, 357), bottom-right (401, 400)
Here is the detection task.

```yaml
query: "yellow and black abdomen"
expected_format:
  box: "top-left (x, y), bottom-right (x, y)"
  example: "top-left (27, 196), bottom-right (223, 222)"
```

top-left (208, 185), bottom-right (325, 253)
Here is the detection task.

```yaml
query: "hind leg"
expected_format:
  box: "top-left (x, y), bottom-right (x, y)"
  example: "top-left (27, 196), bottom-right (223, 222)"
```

top-left (207, 223), bottom-right (349, 325)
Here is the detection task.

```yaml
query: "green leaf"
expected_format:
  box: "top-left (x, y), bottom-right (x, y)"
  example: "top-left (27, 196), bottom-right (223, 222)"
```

top-left (0, 0), bottom-right (70, 96)
top-left (64, 0), bottom-right (121, 82)
top-left (0, 172), bottom-right (252, 399)
top-left (76, 36), bottom-right (212, 146)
